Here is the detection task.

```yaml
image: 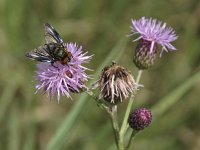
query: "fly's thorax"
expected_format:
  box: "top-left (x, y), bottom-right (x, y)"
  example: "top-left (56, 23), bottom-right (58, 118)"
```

top-left (54, 47), bottom-right (66, 59)
top-left (42, 43), bottom-right (73, 64)
top-left (44, 43), bottom-right (65, 60)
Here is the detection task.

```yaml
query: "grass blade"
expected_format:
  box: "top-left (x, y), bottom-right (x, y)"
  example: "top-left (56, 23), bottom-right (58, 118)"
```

top-left (151, 71), bottom-right (200, 118)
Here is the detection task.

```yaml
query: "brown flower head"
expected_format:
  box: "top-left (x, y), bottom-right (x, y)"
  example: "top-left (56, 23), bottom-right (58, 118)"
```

top-left (98, 62), bottom-right (137, 104)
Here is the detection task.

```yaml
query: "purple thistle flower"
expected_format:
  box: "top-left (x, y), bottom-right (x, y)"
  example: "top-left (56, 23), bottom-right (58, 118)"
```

top-left (130, 17), bottom-right (178, 56)
top-left (35, 43), bottom-right (92, 102)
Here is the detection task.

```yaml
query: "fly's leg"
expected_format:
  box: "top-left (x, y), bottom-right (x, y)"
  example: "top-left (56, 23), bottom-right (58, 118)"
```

top-left (51, 61), bottom-right (59, 69)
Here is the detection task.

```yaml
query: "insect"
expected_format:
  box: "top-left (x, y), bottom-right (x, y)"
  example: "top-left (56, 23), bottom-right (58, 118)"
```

top-left (26, 23), bottom-right (72, 66)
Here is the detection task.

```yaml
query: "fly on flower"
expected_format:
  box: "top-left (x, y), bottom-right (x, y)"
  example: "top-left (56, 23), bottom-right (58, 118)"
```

top-left (26, 23), bottom-right (72, 66)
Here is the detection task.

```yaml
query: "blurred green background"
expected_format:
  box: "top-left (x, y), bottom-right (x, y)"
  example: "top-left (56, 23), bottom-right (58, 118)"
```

top-left (0, 0), bottom-right (200, 149)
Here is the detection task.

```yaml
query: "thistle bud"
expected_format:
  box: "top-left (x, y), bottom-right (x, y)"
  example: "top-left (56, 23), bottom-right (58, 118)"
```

top-left (133, 39), bottom-right (157, 69)
top-left (98, 62), bottom-right (137, 104)
top-left (128, 108), bottom-right (152, 131)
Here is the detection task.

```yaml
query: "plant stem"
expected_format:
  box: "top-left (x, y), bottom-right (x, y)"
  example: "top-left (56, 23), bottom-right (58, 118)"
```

top-left (85, 89), bottom-right (110, 112)
top-left (120, 70), bottom-right (143, 135)
top-left (126, 130), bottom-right (138, 150)
top-left (85, 88), bottom-right (125, 149)
top-left (85, 90), bottom-right (123, 149)
top-left (109, 106), bottom-right (121, 149)
top-left (136, 70), bottom-right (143, 84)
top-left (119, 70), bottom-right (143, 149)
top-left (118, 136), bottom-right (124, 150)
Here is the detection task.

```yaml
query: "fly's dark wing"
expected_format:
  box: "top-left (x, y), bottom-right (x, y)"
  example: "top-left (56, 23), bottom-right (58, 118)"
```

top-left (25, 46), bottom-right (53, 63)
top-left (44, 23), bottom-right (63, 44)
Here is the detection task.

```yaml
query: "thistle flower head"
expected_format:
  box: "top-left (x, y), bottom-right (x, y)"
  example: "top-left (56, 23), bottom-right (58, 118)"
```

top-left (128, 108), bottom-right (152, 131)
top-left (36, 43), bottom-right (92, 102)
top-left (98, 62), bottom-right (138, 104)
top-left (130, 17), bottom-right (178, 69)
top-left (131, 17), bottom-right (178, 54)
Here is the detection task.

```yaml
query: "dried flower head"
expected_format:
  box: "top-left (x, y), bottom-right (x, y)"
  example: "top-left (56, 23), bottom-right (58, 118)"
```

top-left (98, 62), bottom-right (137, 104)
top-left (128, 108), bottom-right (152, 131)
top-left (36, 43), bottom-right (92, 102)
top-left (130, 17), bottom-right (178, 69)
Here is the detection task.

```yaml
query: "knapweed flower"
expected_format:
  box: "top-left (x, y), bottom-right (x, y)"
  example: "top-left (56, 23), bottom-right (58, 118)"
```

top-left (128, 108), bottom-right (152, 131)
top-left (97, 62), bottom-right (138, 104)
top-left (36, 43), bottom-right (92, 102)
top-left (130, 17), bottom-right (178, 69)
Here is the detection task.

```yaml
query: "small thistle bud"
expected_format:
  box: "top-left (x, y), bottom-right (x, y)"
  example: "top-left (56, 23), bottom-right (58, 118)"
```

top-left (128, 108), bottom-right (152, 131)
top-left (98, 62), bottom-right (137, 104)
top-left (133, 39), bottom-right (157, 69)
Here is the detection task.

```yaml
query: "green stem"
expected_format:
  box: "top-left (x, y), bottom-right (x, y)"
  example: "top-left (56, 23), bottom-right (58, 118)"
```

top-left (85, 89), bottom-right (124, 149)
top-left (120, 70), bottom-right (143, 136)
top-left (126, 130), bottom-right (139, 150)
top-left (118, 136), bottom-right (124, 150)
top-left (86, 90), bottom-right (122, 149)
top-left (109, 106), bottom-right (121, 149)
top-left (85, 89), bottom-right (110, 112)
